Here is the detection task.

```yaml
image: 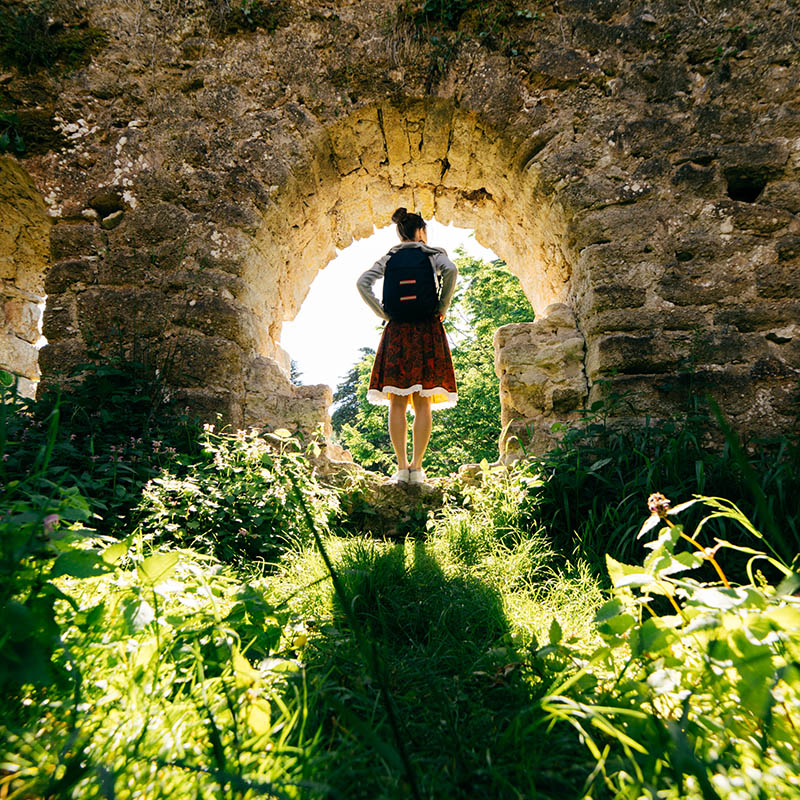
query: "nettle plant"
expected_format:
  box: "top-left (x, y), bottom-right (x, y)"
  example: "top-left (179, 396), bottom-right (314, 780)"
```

top-left (540, 494), bottom-right (800, 800)
top-left (137, 425), bottom-right (339, 565)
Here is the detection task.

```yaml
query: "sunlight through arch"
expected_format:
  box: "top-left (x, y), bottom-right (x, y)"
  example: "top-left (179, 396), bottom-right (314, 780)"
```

top-left (279, 220), bottom-right (499, 393)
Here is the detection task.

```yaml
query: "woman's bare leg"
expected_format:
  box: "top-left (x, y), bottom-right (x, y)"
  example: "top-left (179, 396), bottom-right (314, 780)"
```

top-left (410, 393), bottom-right (433, 470)
top-left (388, 393), bottom-right (410, 470)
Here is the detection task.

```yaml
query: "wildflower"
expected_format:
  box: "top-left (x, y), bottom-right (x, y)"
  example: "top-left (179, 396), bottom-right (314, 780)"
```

top-left (203, 423), bottom-right (215, 433)
top-left (2, 453), bottom-right (8, 461)
top-left (70, 434), bottom-right (77, 441)
top-left (647, 492), bottom-right (671, 520)
top-left (43, 514), bottom-right (59, 534)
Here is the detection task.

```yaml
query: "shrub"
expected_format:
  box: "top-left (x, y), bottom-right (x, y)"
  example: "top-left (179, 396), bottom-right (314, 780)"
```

top-left (540, 494), bottom-right (800, 799)
top-left (2, 358), bottom-right (202, 537)
top-left (136, 426), bottom-right (340, 564)
top-left (0, 0), bottom-right (106, 74)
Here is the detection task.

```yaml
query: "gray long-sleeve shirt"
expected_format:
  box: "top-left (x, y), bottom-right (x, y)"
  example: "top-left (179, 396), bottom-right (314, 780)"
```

top-left (356, 241), bottom-right (458, 322)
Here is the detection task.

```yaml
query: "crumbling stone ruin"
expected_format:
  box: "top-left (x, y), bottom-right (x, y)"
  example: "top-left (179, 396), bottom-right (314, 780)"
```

top-left (1, 0), bottom-right (798, 459)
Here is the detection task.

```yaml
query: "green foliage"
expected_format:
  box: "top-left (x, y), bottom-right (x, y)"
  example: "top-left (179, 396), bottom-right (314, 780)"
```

top-left (1, 546), bottom-right (318, 799)
top-left (0, 396), bottom-right (100, 695)
top-left (0, 111), bottom-right (25, 154)
top-left (137, 426), bottom-right (340, 564)
top-left (0, 0), bottom-right (107, 74)
top-left (540, 496), bottom-right (800, 799)
top-left (4, 354), bottom-right (800, 799)
top-left (395, 0), bottom-right (541, 69)
top-left (522, 395), bottom-right (800, 574)
top-left (333, 253), bottom-right (533, 475)
top-left (2, 356), bottom-right (202, 537)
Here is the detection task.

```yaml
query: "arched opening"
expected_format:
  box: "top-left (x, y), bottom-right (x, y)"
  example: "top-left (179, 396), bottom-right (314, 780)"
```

top-left (280, 219), bottom-right (515, 472)
top-left (0, 156), bottom-right (51, 398)
top-left (280, 220), bottom-right (498, 390)
top-left (231, 97), bottom-right (585, 457)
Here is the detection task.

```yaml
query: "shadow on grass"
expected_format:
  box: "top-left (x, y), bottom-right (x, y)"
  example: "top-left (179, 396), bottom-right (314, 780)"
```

top-left (298, 538), bottom-right (593, 799)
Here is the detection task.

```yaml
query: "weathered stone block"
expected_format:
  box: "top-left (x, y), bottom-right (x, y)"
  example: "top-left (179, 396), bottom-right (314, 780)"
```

top-left (45, 259), bottom-right (97, 294)
top-left (731, 204), bottom-right (794, 235)
top-left (671, 162), bottom-right (718, 196)
top-left (755, 260), bottom-right (799, 299)
top-left (714, 302), bottom-right (800, 332)
top-left (760, 181), bottom-right (800, 214)
top-left (586, 332), bottom-right (692, 379)
top-left (2, 296), bottom-right (41, 344)
top-left (41, 303), bottom-right (76, 341)
top-left (583, 307), bottom-right (708, 336)
top-left (38, 339), bottom-right (88, 377)
top-left (172, 387), bottom-right (243, 430)
top-left (169, 334), bottom-right (245, 392)
top-left (173, 294), bottom-right (259, 350)
top-left (50, 222), bottom-right (97, 261)
top-left (585, 283), bottom-right (647, 314)
top-left (776, 236), bottom-right (800, 263)
top-left (77, 288), bottom-right (169, 340)
top-left (126, 202), bottom-right (193, 245)
top-left (659, 262), bottom-right (750, 306)
top-left (244, 355), bottom-right (331, 436)
top-left (0, 334), bottom-right (38, 379)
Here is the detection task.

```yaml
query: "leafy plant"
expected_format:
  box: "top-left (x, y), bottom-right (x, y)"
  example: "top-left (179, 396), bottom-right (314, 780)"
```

top-left (540, 493), bottom-right (800, 799)
top-left (0, 111), bottom-right (24, 154)
top-left (3, 356), bottom-right (202, 538)
top-left (137, 426), bottom-right (340, 564)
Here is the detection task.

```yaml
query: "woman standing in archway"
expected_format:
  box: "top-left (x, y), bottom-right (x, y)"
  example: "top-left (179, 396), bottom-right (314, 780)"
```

top-left (356, 208), bottom-right (458, 485)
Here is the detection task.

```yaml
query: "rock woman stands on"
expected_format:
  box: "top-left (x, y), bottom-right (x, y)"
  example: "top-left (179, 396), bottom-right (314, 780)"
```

top-left (356, 208), bottom-right (458, 485)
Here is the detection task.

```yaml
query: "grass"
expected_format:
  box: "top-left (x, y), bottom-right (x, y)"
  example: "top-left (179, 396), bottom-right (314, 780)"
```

top-left (2, 361), bottom-right (799, 799)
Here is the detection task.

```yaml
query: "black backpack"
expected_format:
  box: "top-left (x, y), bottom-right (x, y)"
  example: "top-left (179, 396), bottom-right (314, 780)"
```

top-left (382, 247), bottom-right (440, 322)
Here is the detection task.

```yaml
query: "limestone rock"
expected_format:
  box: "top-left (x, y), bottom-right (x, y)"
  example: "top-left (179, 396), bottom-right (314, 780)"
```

top-left (0, 0), bottom-right (796, 448)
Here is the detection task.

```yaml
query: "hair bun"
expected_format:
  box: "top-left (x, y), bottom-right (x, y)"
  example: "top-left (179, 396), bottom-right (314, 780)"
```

top-left (391, 207), bottom-right (408, 224)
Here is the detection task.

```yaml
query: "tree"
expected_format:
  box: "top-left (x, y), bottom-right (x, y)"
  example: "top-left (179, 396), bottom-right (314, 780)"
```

top-left (332, 253), bottom-right (533, 475)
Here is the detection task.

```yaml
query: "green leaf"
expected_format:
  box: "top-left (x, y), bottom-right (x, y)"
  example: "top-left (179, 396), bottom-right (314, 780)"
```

top-left (247, 699), bottom-right (271, 735)
top-left (594, 598), bottom-right (625, 623)
top-left (137, 552), bottom-right (179, 585)
top-left (630, 617), bottom-right (677, 657)
top-left (548, 617), bottom-right (562, 645)
top-left (599, 614), bottom-right (636, 636)
top-left (102, 541), bottom-right (128, 564)
top-left (123, 597), bottom-right (155, 632)
top-left (51, 549), bottom-right (112, 578)
top-left (0, 369), bottom-right (13, 387)
top-left (233, 649), bottom-right (261, 687)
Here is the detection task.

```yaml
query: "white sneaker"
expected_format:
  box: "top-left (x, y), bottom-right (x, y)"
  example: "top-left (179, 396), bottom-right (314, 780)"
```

top-left (387, 468), bottom-right (410, 485)
top-left (409, 468), bottom-right (428, 485)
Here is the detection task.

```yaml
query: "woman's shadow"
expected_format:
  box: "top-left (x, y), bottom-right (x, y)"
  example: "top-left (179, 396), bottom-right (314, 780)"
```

top-left (297, 538), bottom-right (590, 799)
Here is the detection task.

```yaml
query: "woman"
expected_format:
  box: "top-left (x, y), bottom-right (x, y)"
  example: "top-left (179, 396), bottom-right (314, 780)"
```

top-left (356, 208), bottom-right (458, 485)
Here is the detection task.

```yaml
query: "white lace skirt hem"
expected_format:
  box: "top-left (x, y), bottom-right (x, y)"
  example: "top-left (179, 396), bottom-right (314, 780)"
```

top-left (367, 385), bottom-right (458, 411)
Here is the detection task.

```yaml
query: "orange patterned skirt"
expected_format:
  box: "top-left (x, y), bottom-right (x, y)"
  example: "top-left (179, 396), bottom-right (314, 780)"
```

top-left (367, 316), bottom-right (458, 412)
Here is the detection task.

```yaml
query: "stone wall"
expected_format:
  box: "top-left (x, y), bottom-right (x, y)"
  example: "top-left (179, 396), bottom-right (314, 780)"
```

top-left (495, 303), bottom-right (588, 460)
top-left (0, 157), bottom-right (50, 396)
top-left (1, 0), bottom-right (798, 454)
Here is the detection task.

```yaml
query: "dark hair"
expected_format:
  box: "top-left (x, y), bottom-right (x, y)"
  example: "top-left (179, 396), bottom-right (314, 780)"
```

top-left (392, 207), bottom-right (426, 241)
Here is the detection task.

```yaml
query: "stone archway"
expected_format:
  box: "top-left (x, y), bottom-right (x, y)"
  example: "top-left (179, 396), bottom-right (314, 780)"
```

top-left (5, 0), bottom-right (796, 458)
top-left (235, 97), bottom-right (588, 456)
